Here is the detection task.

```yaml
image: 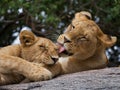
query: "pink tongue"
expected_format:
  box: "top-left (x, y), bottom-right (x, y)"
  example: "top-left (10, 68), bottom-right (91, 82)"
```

top-left (56, 43), bottom-right (66, 53)
top-left (59, 46), bottom-right (65, 53)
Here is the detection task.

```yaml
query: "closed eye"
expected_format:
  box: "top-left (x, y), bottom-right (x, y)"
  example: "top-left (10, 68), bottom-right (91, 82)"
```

top-left (39, 45), bottom-right (44, 47)
top-left (77, 36), bottom-right (88, 42)
top-left (80, 37), bottom-right (87, 41)
top-left (39, 45), bottom-right (46, 49)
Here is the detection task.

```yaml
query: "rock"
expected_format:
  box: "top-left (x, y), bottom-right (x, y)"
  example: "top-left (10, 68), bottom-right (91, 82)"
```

top-left (0, 67), bottom-right (120, 90)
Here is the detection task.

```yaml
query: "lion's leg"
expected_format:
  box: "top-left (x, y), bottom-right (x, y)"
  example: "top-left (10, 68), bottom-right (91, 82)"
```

top-left (45, 62), bottom-right (62, 77)
top-left (20, 63), bottom-right (62, 84)
top-left (20, 78), bottom-right (31, 83)
top-left (0, 55), bottom-right (53, 82)
top-left (0, 73), bottom-right (24, 85)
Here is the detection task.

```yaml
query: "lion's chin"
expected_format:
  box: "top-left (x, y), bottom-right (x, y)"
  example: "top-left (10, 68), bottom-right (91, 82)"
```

top-left (62, 50), bottom-right (73, 56)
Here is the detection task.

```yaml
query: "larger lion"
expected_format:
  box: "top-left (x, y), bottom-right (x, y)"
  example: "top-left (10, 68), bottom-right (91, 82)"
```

top-left (56, 11), bottom-right (117, 74)
top-left (39, 11), bottom-right (117, 77)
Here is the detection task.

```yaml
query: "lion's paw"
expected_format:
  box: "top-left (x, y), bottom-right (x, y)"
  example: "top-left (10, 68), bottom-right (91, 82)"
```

top-left (28, 67), bottom-right (52, 81)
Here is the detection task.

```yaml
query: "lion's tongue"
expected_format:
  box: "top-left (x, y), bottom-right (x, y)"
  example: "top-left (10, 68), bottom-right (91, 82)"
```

top-left (56, 43), bottom-right (66, 53)
top-left (59, 46), bottom-right (65, 53)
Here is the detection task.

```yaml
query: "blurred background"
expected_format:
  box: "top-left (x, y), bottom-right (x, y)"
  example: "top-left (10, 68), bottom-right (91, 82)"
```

top-left (0, 0), bottom-right (120, 66)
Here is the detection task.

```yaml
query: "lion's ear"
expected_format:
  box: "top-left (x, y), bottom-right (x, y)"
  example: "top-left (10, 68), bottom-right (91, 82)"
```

top-left (20, 30), bottom-right (37, 46)
top-left (75, 11), bottom-right (92, 20)
top-left (98, 32), bottom-right (117, 48)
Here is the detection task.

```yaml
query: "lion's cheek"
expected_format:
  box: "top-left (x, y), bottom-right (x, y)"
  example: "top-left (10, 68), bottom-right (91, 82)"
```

top-left (57, 35), bottom-right (65, 44)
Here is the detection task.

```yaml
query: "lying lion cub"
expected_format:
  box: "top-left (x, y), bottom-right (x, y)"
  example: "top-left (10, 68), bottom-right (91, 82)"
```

top-left (0, 30), bottom-right (59, 85)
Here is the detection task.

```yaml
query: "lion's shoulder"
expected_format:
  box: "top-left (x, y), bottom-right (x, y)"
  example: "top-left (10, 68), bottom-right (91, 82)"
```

top-left (0, 44), bottom-right (21, 56)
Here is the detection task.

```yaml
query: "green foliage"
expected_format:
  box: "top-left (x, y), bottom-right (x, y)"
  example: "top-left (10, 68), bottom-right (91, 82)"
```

top-left (0, 0), bottom-right (120, 45)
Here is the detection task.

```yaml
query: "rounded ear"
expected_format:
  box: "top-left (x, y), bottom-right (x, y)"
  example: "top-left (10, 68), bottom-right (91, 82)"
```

top-left (97, 31), bottom-right (117, 48)
top-left (19, 30), bottom-right (37, 46)
top-left (75, 11), bottom-right (92, 20)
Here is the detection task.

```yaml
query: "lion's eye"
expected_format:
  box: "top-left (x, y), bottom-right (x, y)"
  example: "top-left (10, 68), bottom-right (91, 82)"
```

top-left (39, 45), bottom-right (45, 49)
top-left (39, 45), bottom-right (44, 47)
top-left (77, 37), bottom-right (87, 42)
top-left (80, 37), bottom-right (87, 41)
top-left (71, 24), bottom-right (75, 29)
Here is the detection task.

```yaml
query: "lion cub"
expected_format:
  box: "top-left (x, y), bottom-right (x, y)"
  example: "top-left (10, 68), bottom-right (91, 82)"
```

top-left (0, 30), bottom-right (59, 85)
top-left (43, 11), bottom-right (117, 78)
top-left (56, 11), bottom-right (117, 74)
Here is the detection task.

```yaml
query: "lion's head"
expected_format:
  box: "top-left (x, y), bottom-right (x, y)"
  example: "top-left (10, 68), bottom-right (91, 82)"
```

top-left (19, 30), bottom-right (59, 65)
top-left (57, 11), bottom-right (117, 60)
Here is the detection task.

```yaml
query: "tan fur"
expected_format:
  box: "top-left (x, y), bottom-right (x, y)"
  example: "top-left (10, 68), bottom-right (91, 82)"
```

top-left (0, 30), bottom-right (59, 85)
top-left (44, 11), bottom-right (117, 76)
top-left (0, 11), bottom-right (117, 85)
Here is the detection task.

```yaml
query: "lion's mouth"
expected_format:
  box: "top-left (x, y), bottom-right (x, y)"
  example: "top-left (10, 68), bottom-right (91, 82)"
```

top-left (57, 43), bottom-right (73, 56)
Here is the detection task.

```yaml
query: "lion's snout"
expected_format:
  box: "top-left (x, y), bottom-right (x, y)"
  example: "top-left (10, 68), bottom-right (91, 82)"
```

top-left (52, 57), bottom-right (58, 63)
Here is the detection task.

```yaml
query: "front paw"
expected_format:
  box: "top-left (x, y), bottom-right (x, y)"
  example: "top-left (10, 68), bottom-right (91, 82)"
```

top-left (28, 67), bottom-right (52, 81)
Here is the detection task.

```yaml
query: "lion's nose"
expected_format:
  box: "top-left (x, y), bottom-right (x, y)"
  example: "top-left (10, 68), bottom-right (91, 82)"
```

top-left (64, 36), bottom-right (71, 43)
top-left (52, 57), bottom-right (58, 63)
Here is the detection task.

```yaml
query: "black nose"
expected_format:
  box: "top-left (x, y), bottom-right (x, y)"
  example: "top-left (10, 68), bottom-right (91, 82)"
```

top-left (64, 37), bottom-right (71, 43)
top-left (52, 58), bottom-right (58, 63)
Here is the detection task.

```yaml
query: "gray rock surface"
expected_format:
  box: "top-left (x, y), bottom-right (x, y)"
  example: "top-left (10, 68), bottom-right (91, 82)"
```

top-left (0, 67), bottom-right (120, 90)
